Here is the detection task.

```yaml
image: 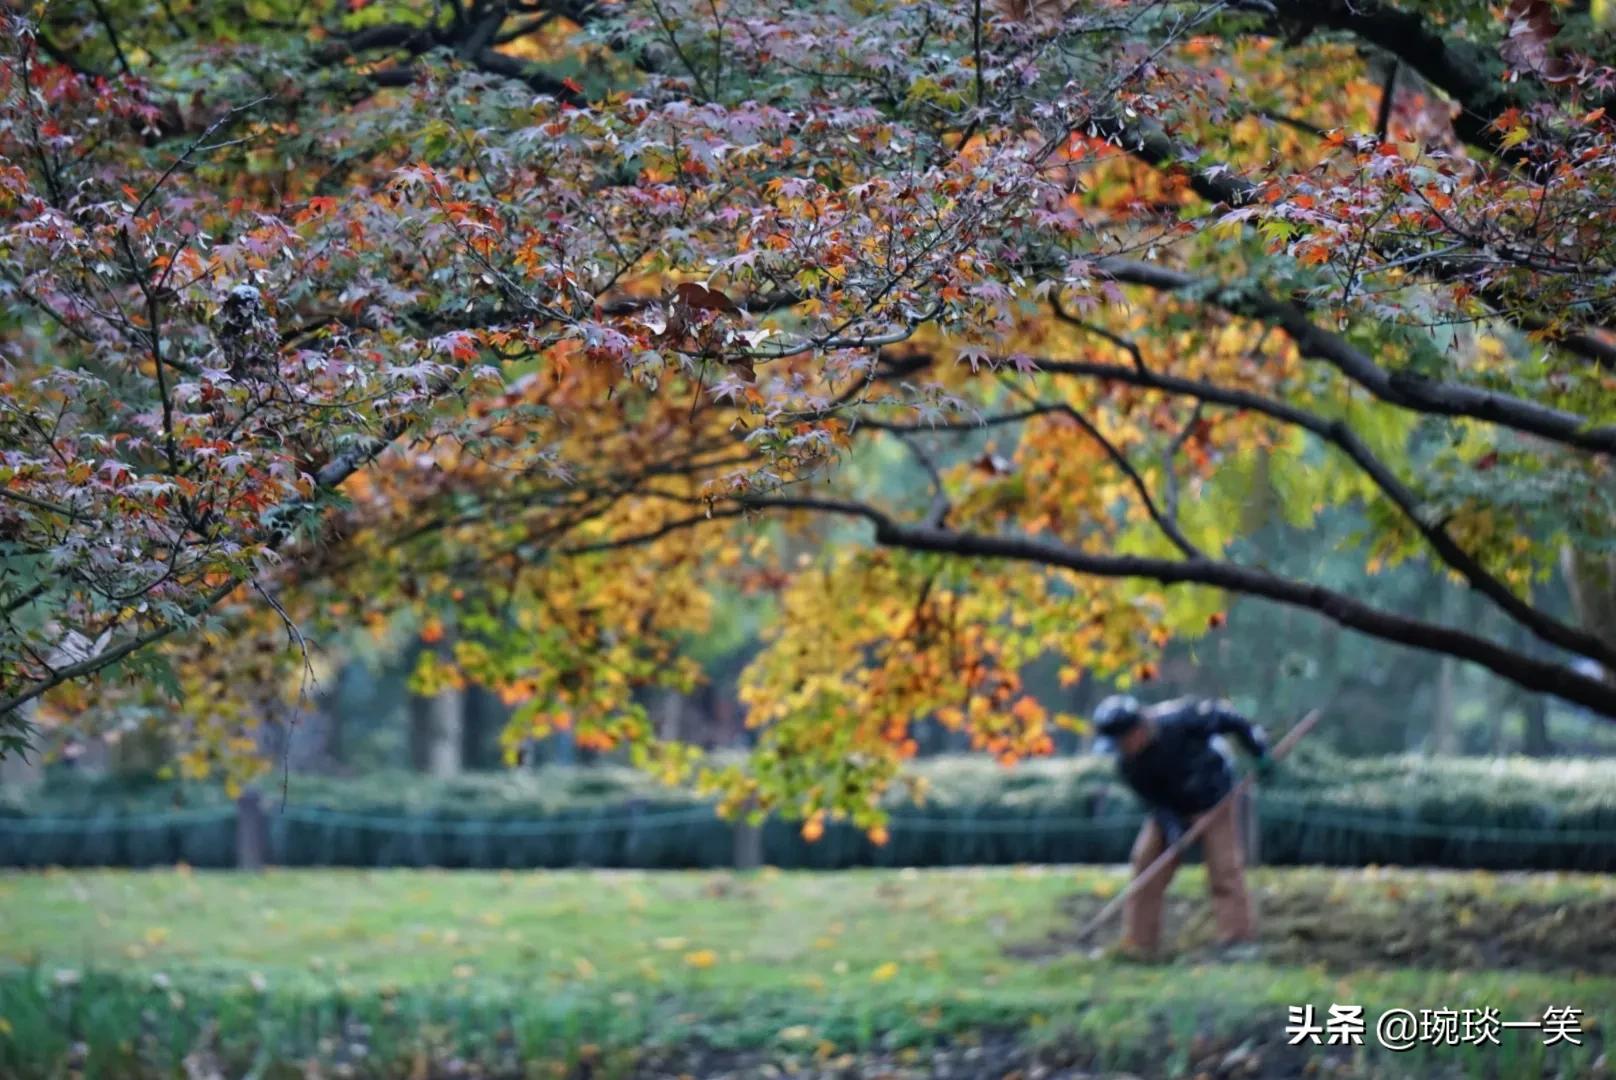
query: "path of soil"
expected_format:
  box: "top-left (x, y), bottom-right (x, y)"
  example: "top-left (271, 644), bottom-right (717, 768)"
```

top-left (1008, 872), bottom-right (1616, 974)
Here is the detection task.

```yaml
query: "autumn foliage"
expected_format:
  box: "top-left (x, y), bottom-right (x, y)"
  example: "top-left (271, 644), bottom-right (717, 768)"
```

top-left (2, 0), bottom-right (1614, 829)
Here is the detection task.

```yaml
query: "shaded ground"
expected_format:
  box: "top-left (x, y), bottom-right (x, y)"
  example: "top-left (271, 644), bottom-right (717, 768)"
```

top-left (1011, 866), bottom-right (1616, 975)
top-left (350, 1031), bottom-right (1591, 1080)
top-left (602, 1032), bottom-right (1361, 1080)
top-left (168, 1021), bottom-right (1428, 1080)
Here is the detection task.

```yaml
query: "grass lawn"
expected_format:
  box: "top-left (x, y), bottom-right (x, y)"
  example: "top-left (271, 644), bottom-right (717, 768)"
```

top-left (2, 864), bottom-right (1614, 1077)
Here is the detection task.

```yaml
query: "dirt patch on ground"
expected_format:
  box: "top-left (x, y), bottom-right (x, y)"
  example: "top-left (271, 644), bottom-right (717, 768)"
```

top-left (613, 1031), bottom-right (1365, 1080)
top-left (1010, 872), bottom-right (1616, 973)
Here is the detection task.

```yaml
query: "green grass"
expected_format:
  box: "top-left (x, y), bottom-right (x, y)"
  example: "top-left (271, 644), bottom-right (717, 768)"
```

top-left (2, 866), bottom-right (1613, 1077)
top-left (4, 865), bottom-right (1062, 996)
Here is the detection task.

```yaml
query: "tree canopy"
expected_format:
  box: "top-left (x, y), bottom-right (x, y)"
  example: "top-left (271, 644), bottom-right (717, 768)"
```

top-left (2, 0), bottom-right (1614, 828)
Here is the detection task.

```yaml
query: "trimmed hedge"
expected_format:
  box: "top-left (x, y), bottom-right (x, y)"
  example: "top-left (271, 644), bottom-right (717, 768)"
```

top-left (4, 749), bottom-right (1616, 870)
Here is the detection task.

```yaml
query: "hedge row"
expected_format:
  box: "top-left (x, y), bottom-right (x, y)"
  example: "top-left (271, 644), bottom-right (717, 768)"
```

top-left (4, 750), bottom-right (1616, 871)
top-left (15, 748), bottom-right (1616, 818)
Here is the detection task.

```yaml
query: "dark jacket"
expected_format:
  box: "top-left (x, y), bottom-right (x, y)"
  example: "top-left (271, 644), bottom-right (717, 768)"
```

top-left (1116, 699), bottom-right (1267, 842)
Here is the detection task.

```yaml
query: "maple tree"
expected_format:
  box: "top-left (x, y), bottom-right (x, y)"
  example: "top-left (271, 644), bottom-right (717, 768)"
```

top-left (2, 0), bottom-right (1615, 827)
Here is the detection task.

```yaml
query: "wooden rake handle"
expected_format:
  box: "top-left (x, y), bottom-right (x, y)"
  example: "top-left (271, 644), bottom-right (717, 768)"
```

top-left (1073, 708), bottom-right (1322, 944)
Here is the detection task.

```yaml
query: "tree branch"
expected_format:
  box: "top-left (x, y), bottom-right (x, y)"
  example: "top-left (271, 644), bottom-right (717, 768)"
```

top-left (0, 579), bottom-right (238, 718)
top-left (1090, 257), bottom-right (1616, 456)
top-left (1102, 115), bottom-right (1616, 370)
top-left (0, 356), bottom-right (470, 719)
top-left (1263, 0), bottom-right (1556, 160)
top-left (879, 343), bottom-right (1616, 668)
top-left (997, 376), bottom-right (1203, 560)
top-left (740, 495), bottom-right (1616, 718)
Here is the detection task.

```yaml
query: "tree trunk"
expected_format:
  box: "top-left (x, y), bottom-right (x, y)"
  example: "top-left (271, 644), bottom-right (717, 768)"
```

top-left (321, 674), bottom-right (345, 768)
top-left (236, 787), bottom-right (267, 871)
top-left (733, 797), bottom-right (764, 871)
top-left (1486, 684), bottom-right (1510, 756)
top-left (411, 690), bottom-right (463, 776)
top-left (459, 686), bottom-right (509, 770)
top-left (653, 687), bottom-right (684, 742)
top-left (408, 644), bottom-right (464, 777)
top-left (1562, 547), bottom-right (1616, 663)
top-left (1428, 655), bottom-right (1459, 756)
top-left (1521, 694), bottom-right (1553, 757)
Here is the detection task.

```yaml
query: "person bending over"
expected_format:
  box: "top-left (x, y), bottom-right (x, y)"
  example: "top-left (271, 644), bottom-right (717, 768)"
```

top-left (1093, 694), bottom-right (1272, 959)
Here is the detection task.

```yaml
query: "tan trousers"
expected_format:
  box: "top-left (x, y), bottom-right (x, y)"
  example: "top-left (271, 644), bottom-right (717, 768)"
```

top-left (1120, 799), bottom-right (1253, 956)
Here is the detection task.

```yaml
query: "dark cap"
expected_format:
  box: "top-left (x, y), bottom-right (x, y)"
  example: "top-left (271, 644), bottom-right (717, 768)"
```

top-left (1092, 694), bottom-right (1143, 738)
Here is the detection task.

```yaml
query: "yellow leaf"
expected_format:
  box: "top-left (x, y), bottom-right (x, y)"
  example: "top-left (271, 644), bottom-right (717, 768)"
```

top-left (871, 961), bottom-right (899, 983)
top-left (683, 949), bottom-right (718, 969)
